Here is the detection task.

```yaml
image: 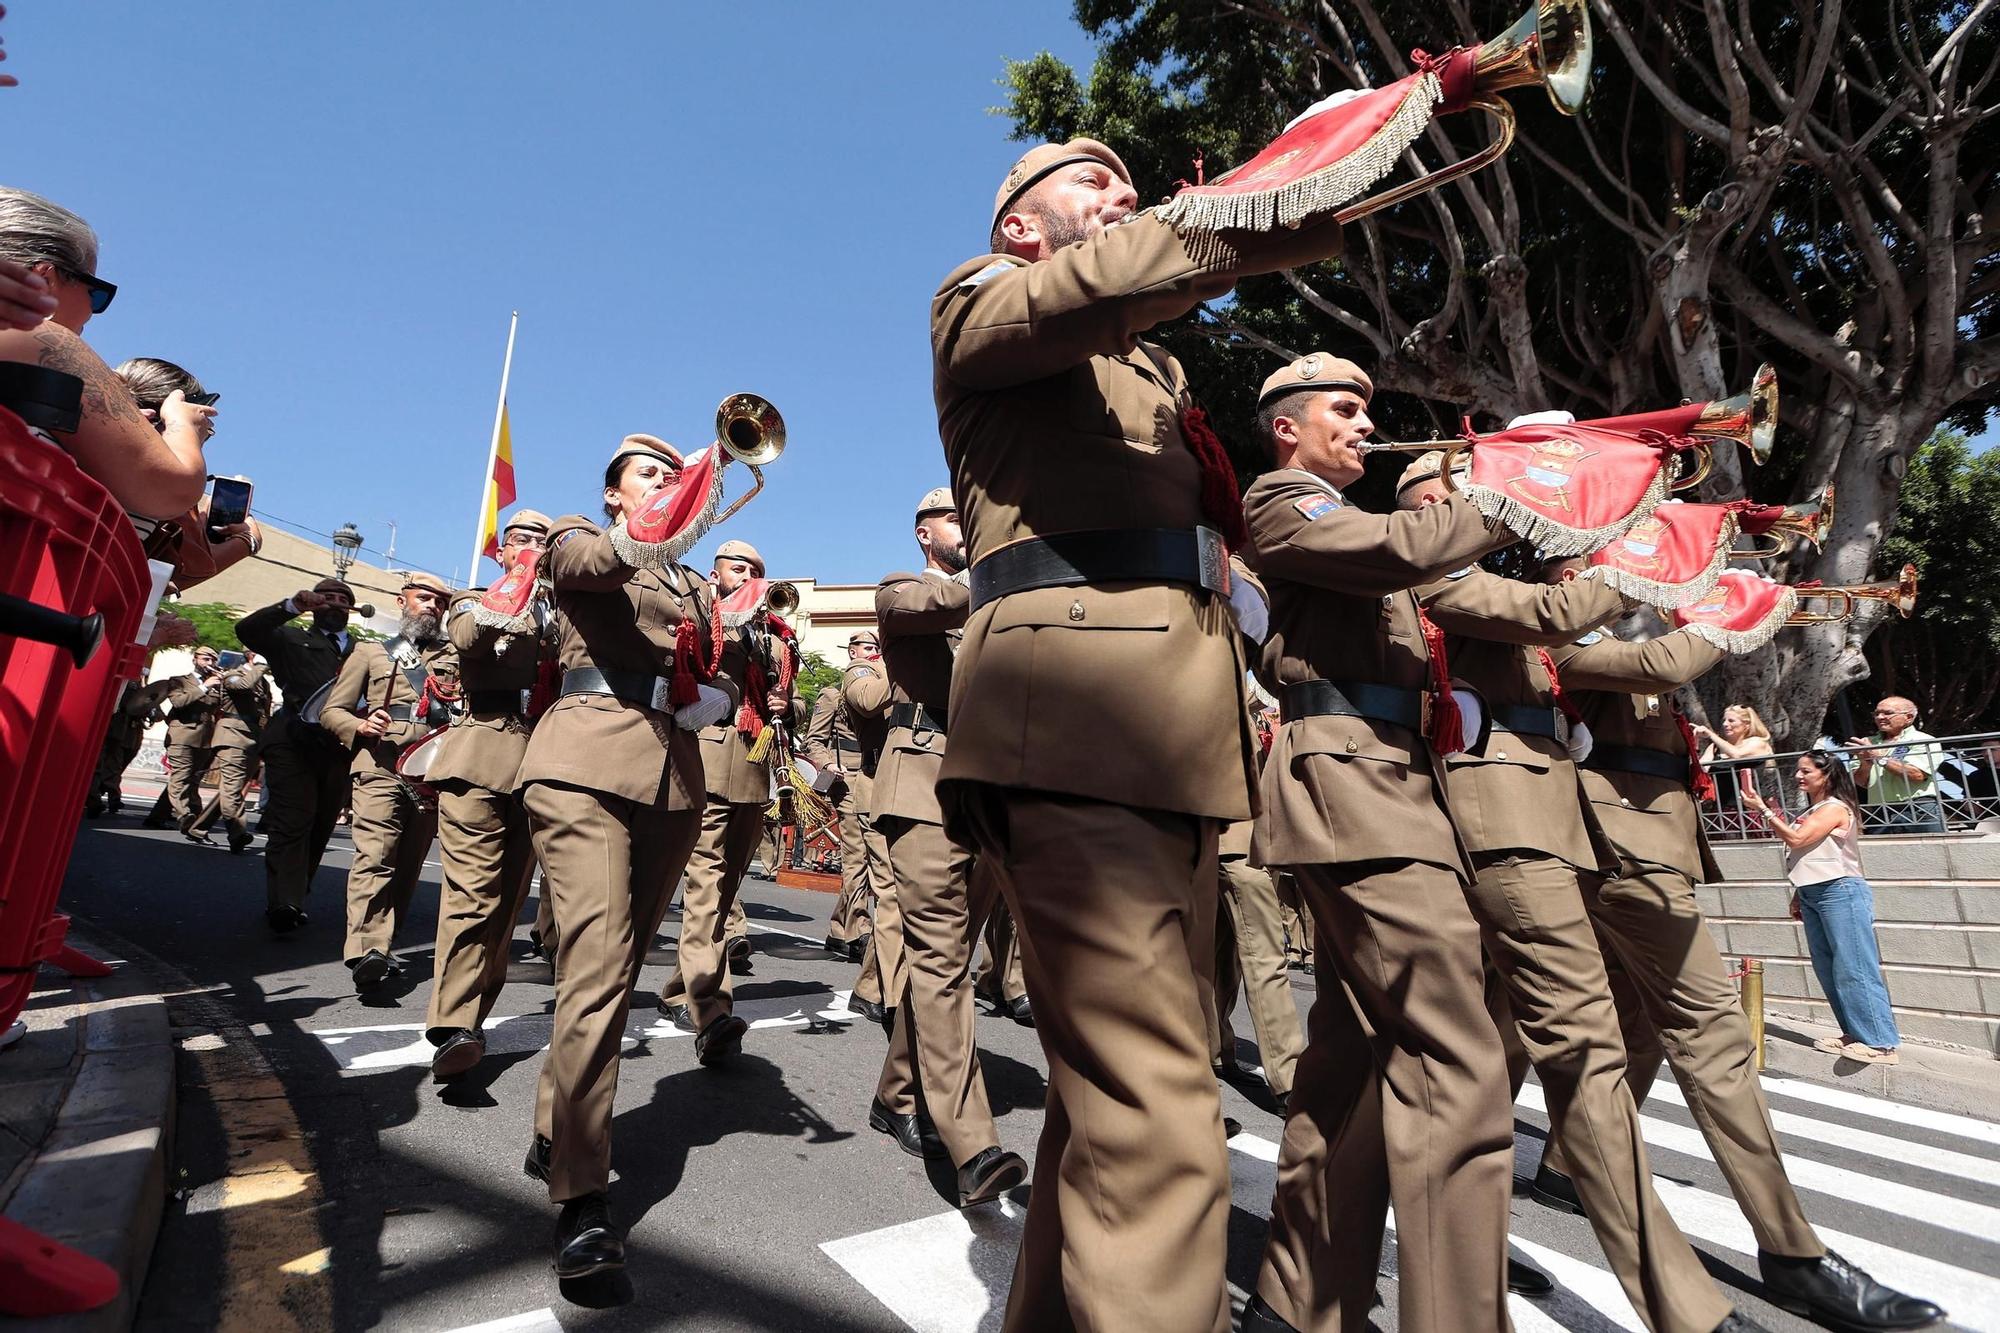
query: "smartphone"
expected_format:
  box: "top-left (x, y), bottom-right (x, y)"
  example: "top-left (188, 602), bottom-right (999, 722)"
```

top-left (216, 650), bottom-right (247, 672)
top-left (205, 474), bottom-right (253, 542)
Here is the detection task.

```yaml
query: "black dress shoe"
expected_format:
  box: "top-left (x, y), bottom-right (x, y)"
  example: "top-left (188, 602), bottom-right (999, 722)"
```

top-left (228, 827), bottom-right (253, 853)
top-left (523, 1134), bottom-right (552, 1183)
top-left (850, 996), bottom-right (887, 1026)
top-left (430, 1029), bottom-right (485, 1081)
top-left (266, 905), bottom-right (307, 936)
top-left (1759, 1249), bottom-right (1945, 1331)
top-left (1714, 1314), bottom-right (1774, 1333)
top-left (955, 1146), bottom-right (1027, 1207)
top-left (725, 936), bottom-right (751, 962)
top-left (350, 949), bottom-right (393, 989)
top-left (1530, 1163), bottom-right (1585, 1215)
top-left (694, 1013), bottom-right (748, 1066)
top-left (553, 1193), bottom-right (624, 1278)
top-left (1507, 1252), bottom-right (1555, 1296)
top-left (140, 810), bottom-right (169, 830)
top-left (868, 1097), bottom-right (946, 1159)
top-left (1002, 994), bottom-right (1034, 1026)
top-left (845, 937), bottom-right (866, 963)
top-left (183, 827), bottom-right (216, 845)
top-left (657, 1000), bottom-right (697, 1033)
top-left (1240, 1293), bottom-right (1300, 1333)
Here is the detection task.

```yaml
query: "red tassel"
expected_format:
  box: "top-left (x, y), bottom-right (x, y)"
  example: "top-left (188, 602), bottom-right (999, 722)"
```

top-left (1672, 704), bottom-right (1719, 802)
top-left (671, 619), bottom-right (703, 708)
top-left (1415, 605), bottom-right (1464, 754)
top-left (1179, 403), bottom-right (1249, 552)
top-left (1536, 648), bottom-right (1585, 728)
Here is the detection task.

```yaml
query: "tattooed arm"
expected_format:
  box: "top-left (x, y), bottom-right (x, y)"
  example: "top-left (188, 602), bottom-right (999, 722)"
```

top-left (0, 321), bottom-right (209, 517)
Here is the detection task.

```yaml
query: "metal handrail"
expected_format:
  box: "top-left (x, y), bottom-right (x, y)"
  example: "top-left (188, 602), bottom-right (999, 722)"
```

top-left (1700, 729), bottom-right (2000, 841)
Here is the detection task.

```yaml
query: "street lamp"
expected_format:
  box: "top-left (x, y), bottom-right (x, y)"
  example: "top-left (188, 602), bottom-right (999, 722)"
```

top-left (331, 522), bottom-right (363, 578)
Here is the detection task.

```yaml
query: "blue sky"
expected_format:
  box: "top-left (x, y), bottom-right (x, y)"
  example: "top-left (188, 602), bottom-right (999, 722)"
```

top-left (5, 2), bottom-right (1095, 587)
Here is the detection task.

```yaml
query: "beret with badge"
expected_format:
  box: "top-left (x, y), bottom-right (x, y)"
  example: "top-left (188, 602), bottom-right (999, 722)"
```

top-left (1256, 352), bottom-right (1374, 409)
top-left (991, 138), bottom-right (1133, 237)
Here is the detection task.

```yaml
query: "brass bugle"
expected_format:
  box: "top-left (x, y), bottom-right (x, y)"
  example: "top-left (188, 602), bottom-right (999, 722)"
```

top-left (1734, 486), bottom-right (1835, 559)
top-left (1336, 0), bottom-right (1592, 224)
top-left (713, 393), bottom-right (785, 525)
top-left (1673, 362), bottom-right (1780, 490)
top-left (764, 580), bottom-right (801, 618)
top-left (1353, 437), bottom-right (1470, 492)
top-left (1784, 563), bottom-right (1919, 625)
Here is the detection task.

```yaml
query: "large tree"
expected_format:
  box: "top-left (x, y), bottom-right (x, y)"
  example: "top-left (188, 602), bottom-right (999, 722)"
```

top-left (1001, 0), bottom-right (1997, 743)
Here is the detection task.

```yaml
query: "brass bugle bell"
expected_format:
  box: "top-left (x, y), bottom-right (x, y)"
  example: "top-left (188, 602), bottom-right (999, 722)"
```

top-left (1337, 0), bottom-right (1593, 223)
top-left (1353, 437), bottom-right (1471, 493)
top-left (1672, 362), bottom-right (1780, 490)
top-left (1734, 486), bottom-right (1834, 559)
top-left (764, 579), bottom-right (801, 618)
top-left (713, 393), bottom-right (785, 525)
top-left (1784, 562), bottom-right (1918, 625)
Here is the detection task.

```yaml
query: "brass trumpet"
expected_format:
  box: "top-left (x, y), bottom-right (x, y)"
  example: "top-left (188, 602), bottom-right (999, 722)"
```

top-left (1784, 563), bottom-right (1919, 624)
top-left (1733, 486), bottom-right (1835, 559)
top-left (1338, 0), bottom-right (1593, 223)
top-left (764, 580), bottom-right (801, 618)
top-left (713, 393), bottom-right (785, 525)
top-left (1671, 363), bottom-right (1780, 490)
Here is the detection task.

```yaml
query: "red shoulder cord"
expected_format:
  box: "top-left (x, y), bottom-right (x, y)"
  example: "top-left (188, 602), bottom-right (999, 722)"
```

top-left (1415, 605), bottom-right (1465, 754)
top-left (736, 616), bottom-right (799, 740)
top-left (1671, 704), bottom-right (1719, 802)
top-left (670, 594), bottom-right (727, 708)
top-left (1535, 648), bottom-right (1585, 729)
top-left (1179, 403), bottom-right (1249, 552)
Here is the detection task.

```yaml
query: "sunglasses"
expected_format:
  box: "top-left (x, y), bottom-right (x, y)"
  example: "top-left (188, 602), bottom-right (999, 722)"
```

top-left (59, 266), bottom-right (117, 314)
top-left (184, 390), bottom-right (221, 407)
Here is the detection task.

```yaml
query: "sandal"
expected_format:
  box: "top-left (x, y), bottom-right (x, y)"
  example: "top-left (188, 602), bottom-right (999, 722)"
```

top-left (1839, 1043), bottom-right (1899, 1065)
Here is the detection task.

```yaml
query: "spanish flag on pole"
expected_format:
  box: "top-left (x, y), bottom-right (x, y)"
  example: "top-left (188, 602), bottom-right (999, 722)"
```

top-left (470, 313), bottom-right (520, 572)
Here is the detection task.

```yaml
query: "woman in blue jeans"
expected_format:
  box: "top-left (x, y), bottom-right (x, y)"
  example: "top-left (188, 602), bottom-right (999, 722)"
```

top-left (1744, 750), bottom-right (1901, 1064)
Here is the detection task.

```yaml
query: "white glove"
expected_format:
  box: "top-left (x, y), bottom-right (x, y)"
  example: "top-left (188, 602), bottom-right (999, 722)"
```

top-left (1448, 688), bottom-right (1484, 756)
top-left (1566, 718), bottom-right (1595, 764)
top-left (674, 683), bottom-right (730, 731)
top-left (1507, 409), bottom-right (1578, 429)
top-left (1284, 86), bottom-right (1374, 133)
top-left (1227, 576), bottom-right (1270, 644)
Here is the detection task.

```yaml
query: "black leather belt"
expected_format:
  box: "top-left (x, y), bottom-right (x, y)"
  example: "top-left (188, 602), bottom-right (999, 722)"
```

top-left (382, 702), bottom-right (451, 725)
top-left (560, 666), bottom-right (675, 712)
top-left (968, 527), bottom-right (1228, 612)
top-left (1492, 704), bottom-right (1563, 740)
top-left (888, 702), bottom-right (945, 732)
top-left (384, 703), bottom-right (418, 723)
top-left (466, 688), bottom-right (527, 715)
top-left (1584, 743), bottom-right (1685, 782)
top-left (1281, 679), bottom-right (1425, 731)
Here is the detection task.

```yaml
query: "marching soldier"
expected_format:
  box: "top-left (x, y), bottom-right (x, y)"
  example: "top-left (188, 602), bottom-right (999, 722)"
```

top-left (424, 510), bottom-right (553, 1081)
top-left (88, 676), bottom-right (179, 818)
top-left (931, 138), bottom-right (1348, 1331)
top-left (320, 572), bottom-right (458, 989)
top-left (1526, 564), bottom-right (1944, 1333)
top-left (866, 487), bottom-right (1027, 1207)
top-left (150, 644), bottom-right (223, 837)
top-left (655, 538), bottom-right (803, 1046)
top-left (969, 901), bottom-right (1029, 1024)
top-left (1207, 821), bottom-right (1302, 1106)
top-left (237, 577), bottom-right (360, 935)
top-left (186, 650), bottom-right (272, 851)
top-left (1234, 356), bottom-right (1528, 1333)
top-left (1400, 459), bottom-right (1756, 1333)
top-left (802, 629), bottom-right (888, 962)
top-left (516, 435), bottom-right (741, 1279)
top-left (842, 634), bottom-right (903, 1029)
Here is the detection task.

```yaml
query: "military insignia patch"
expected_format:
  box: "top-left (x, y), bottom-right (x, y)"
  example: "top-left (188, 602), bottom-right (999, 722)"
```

top-left (1293, 494), bottom-right (1341, 521)
top-left (1574, 629), bottom-right (1603, 645)
top-left (959, 261), bottom-right (1015, 290)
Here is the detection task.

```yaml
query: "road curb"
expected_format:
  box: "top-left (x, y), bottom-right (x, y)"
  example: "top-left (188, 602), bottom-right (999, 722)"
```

top-left (0, 925), bottom-right (175, 1333)
top-left (1762, 1010), bottom-right (1999, 1118)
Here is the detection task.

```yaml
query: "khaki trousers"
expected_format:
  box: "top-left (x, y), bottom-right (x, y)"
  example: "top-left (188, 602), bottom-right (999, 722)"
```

top-left (1213, 856), bottom-right (1305, 1099)
top-left (1469, 853), bottom-right (1732, 1333)
top-left (828, 778), bottom-right (875, 942)
top-left (875, 817), bottom-right (1002, 1166)
top-left (972, 899), bottom-right (1027, 1004)
top-left (1535, 866), bottom-right (1822, 1259)
top-left (852, 815), bottom-right (905, 1010)
top-left (261, 731), bottom-right (351, 913)
top-left (1276, 872), bottom-right (1313, 965)
top-left (1256, 860), bottom-right (1513, 1333)
top-left (656, 797), bottom-right (765, 1027)
top-left (425, 779), bottom-right (538, 1039)
top-left (525, 780), bottom-right (701, 1202)
top-left (342, 771), bottom-right (437, 961)
top-left (963, 787), bottom-right (1229, 1333)
top-left (532, 887), bottom-right (557, 957)
top-left (164, 743), bottom-right (215, 823)
top-left (188, 744), bottom-right (258, 836)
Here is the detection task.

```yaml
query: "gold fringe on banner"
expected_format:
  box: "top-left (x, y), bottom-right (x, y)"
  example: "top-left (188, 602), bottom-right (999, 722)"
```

top-left (466, 582), bottom-right (548, 633)
top-left (1159, 74), bottom-right (1443, 234)
top-left (1682, 589), bottom-right (1798, 653)
top-left (1592, 519), bottom-right (1740, 610)
top-left (1462, 467), bottom-right (1672, 558)
top-left (606, 463), bottom-right (724, 571)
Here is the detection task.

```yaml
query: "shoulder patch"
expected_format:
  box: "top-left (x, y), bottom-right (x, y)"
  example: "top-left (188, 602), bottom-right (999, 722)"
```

top-left (1292, 494), bottom-right (1341, 521)
top-left (1446, 566), bottom-right (1475, 580)
top-left (1574, 629), bottom-right (1603, 646)
top-left (958, 261), bottom-right (1015, 291)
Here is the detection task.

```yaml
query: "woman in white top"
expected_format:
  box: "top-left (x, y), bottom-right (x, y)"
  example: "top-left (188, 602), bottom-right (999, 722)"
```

top-left (1744, 750), bottom-right (1901, 1063)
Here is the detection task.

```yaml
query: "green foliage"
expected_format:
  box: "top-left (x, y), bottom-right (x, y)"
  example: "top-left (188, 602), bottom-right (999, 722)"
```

top-left (1866, 432), bottom-right (2000, 732)
top-left (171, 601), bottom-right (246, 652)
top-left (795, 649), bottom-right (843, 707)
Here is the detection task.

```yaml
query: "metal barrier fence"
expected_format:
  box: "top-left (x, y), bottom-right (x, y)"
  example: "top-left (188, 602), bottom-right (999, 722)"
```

top-left (1701, 729), bottom-right (2000, 841)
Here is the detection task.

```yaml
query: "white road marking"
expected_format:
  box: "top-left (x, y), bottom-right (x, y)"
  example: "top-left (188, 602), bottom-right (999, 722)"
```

top-left (819, 1196), bottom-right (1026, 1333)
top-left (439, 1309), bottom-right (562, 1333)
top-left (1754, 1071), bottom-right (2000, 1146)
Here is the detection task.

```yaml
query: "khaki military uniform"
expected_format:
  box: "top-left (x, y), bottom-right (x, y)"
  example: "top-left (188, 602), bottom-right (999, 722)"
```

top-left (1421, 568), bottom-right (1733, 1333)
top-left (1529, 627), bottom-right (1823, 1260)
top-left (1206, 818), bottom-right (1303, 1100)
top-left (424, 594), bottom-right (547, 1041)
top-left (803, 683), bottom-right (880, 947)
top-left (1242, 473), bottom-right (1517, 1332)
top-left (656, 629), bottom-right (805, 1027)
top-left (932, 209), bottom-right (1348, 1333)
top-left (970, 899), bottom-right (1026, 1008)
top-left (320, 635), bottom-right (458, 963)
top-left (188, 661), bottom-right (272, 842)
top-left (842, 660), bottom-right (904, 1011)
top-left (236, 601), bottom-right (356, 915)
top-left (868, 568), bottom-right (1008, 1168)
top-left (517, 515), bottom-right (737, 1202)
top-left (159, 671), bottom-right (222, 824)
top-left (93, 678), bottom-right (177, 811)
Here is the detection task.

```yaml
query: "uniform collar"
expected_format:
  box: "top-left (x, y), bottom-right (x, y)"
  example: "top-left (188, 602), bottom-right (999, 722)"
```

top-left (1274, 467), bottom-right (1346, 502)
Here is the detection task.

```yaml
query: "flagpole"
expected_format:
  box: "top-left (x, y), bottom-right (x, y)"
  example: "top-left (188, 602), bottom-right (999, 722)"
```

top-left (468, 311), bottom-right (520, 579)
